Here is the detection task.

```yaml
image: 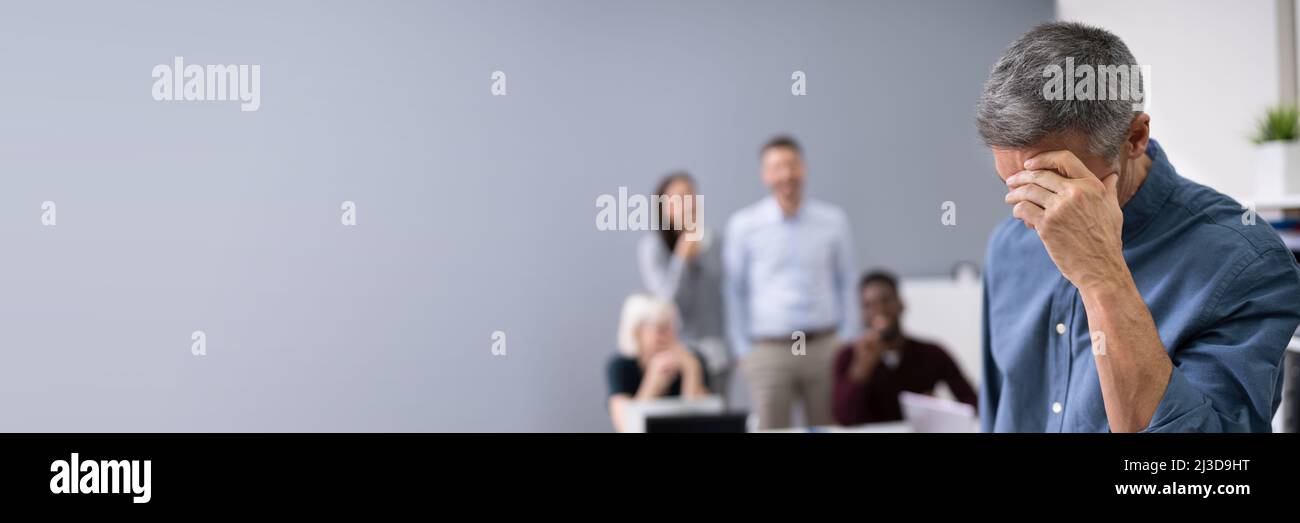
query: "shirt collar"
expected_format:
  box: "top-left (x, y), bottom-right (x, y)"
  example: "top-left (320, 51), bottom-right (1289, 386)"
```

top-left (762, 195), bottom-right (805, 222)
top-left (880, 337), bottom-right (915, 370)
top-left (1121, 138), bottom-right (1177, 241)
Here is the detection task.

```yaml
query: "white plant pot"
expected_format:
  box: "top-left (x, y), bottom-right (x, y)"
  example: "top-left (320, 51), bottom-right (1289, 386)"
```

top-left (1254, 141), bottom-right (1300, 199)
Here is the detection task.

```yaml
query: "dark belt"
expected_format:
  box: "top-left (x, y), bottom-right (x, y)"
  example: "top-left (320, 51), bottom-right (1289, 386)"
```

top-left (752, 327), bottom-right (837, 345)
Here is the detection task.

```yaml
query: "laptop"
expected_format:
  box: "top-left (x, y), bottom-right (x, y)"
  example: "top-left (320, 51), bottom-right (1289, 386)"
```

top-left (619, 395), bottom-right (726, 433)
top-left (645, 413), bottom-right (749, 433)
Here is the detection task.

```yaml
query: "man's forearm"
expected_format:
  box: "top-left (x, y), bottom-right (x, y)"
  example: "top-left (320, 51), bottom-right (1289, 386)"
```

top-left (1079, 271), bottom-right (1172, 432)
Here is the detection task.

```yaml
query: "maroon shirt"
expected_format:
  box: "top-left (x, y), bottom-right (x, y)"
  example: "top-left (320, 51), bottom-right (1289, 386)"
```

top-left (832, 337), bottom-right (977, 425)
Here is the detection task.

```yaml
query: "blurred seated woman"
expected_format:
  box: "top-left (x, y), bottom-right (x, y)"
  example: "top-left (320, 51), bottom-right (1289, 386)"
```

top-left (607, 293), bottom-right (711, 432)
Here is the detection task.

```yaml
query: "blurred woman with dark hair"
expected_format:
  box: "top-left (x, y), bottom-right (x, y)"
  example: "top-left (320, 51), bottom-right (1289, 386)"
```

top-left (636, 172), bottom-right (730, 397)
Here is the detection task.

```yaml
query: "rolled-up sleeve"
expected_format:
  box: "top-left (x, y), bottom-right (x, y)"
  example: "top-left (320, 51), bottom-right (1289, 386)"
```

top-left (1143, 248), bottom-right (1300, 433)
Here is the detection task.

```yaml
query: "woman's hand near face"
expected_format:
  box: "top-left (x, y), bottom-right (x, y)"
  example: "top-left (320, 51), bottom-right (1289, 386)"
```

top-left (636, 349), bottom-right (682, 399)
top-left (672, 344), bottom-right (709, 398)
top-left (673, 233), bottom-right (702, 261)
top-left (636, 345), bottom-right (709, 399)
top-left (649, 348), bottom-right (686, 379)
top-left (669, 344), bottom-right (697, 371)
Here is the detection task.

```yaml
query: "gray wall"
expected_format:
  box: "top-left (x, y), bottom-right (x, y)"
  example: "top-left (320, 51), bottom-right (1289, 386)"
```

top-left (0, 0), bottom-right (1052, 431)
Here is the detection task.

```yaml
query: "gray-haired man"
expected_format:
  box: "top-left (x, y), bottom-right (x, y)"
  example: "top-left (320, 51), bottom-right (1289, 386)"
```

top-left (976, 22), bottom-right (1300, 432)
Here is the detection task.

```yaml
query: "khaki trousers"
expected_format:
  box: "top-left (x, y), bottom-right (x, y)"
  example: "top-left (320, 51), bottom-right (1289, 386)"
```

top-left (742, 333), bottom-right (839, 430)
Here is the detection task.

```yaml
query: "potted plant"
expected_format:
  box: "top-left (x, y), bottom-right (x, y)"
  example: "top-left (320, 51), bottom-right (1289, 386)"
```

top-left (1253, 105), bottom-right (1300, 199)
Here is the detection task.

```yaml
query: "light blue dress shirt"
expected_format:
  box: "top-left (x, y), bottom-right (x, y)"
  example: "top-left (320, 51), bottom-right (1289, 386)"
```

top-left (981, 139), bottom-right (1300, 432)
top-left (723, 196), bottom-right (859, 357)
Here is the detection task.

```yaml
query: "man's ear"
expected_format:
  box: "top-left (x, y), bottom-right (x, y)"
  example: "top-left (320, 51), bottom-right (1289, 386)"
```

top-left (1124, 113), bottom-right (1151, 161)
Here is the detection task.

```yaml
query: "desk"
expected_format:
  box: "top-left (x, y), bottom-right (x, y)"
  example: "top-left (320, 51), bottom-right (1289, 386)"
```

top-left (757, 421), bottom-right (913, 433)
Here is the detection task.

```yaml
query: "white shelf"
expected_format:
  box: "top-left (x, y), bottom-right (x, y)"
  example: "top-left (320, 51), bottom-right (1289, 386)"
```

top-left (1280, 232), bottom-right (1300, 252)
top-left (1250, 195), bottom-right (1300, 210)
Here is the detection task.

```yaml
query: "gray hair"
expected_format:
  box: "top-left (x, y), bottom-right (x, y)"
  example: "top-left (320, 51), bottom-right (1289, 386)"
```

top-left (976, 21), bottom-right (1143, 159)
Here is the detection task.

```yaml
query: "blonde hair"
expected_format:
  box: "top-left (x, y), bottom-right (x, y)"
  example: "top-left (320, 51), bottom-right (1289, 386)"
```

top-left (617, 293), bottom-right (679, 358)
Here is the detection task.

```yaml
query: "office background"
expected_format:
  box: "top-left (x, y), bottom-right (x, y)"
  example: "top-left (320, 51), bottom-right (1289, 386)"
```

top-left (2, 0), bottom-right (1055, 431)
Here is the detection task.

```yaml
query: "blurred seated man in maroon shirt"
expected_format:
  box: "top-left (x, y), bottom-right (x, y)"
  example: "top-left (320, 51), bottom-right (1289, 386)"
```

top-left (832, 270), bottom-right (977, 425)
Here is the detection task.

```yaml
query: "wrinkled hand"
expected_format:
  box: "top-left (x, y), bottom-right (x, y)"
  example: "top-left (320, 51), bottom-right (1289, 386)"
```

top-left (1004, 150), bottom-right (1127, 291)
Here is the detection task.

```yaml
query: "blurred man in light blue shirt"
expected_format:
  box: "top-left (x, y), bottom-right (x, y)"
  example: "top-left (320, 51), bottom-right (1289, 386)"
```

top-left (724, 136), bottom-right (859, 429)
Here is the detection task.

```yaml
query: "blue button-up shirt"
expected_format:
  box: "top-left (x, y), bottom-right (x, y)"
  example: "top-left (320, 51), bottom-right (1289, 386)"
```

top-left (981, 139), bottom-right (1300, 432)
top-left (724, 196), bottom-right (859, 357)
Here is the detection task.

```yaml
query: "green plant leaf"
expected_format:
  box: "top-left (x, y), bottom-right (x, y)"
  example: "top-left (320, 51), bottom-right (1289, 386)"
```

top-left (1253, 105), bottom-right (1300, 144)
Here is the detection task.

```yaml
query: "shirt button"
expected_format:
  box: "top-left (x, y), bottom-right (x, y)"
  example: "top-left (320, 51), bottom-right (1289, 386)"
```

top-left (1052, 402), bottom-right (1063, 414)
top-left (1055, 323), bottom-right (1066, 335)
